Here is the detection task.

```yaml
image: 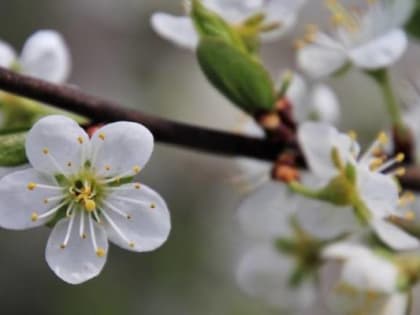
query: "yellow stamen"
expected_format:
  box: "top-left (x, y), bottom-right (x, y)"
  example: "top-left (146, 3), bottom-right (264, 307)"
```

top-left (27, 182), bottom-right (37, 191)
top-left (395, 153), bottom-right (405, 163)
top-left (96, 247), bottom-right (106, 257)
top-left (77, 136), bottom-right (84, 144)
top-left (129, 242), bottom-right (135, 248)
top-left (31, 212), bottom-right (39, 222)
top-left (42, 148), bottom-right (49, 155)
top-left (405, 211), bottom-right (416, 221)
top-left (133, 166), bottom-right (141, 174)
top-left (377, 132), bottom-right (388, 145)
top-left (98, 133), bottom-right (105, 141)
top-left (150, 203), bottom-right (156, 209)
top-left (394, 167), bottom-right (406, 177)
top-left (134, 183), bottom-right (141, 190)
top-left (293, 39), bottom-right (306, 50)
top-left (369, 158), bottom-right (384, 171)
top-left (105, 165), bottom-right (111, 171)
top-left (84, 199), bottom-right (96, 212)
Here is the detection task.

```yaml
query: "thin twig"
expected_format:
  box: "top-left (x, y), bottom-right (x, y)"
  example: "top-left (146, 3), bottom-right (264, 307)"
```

top-left (0, 66), bottom-right (419, 191)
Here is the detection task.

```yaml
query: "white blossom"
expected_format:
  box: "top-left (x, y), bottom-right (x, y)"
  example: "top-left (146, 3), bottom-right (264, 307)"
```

top-left (297, 0), bottom-right (414, 78)
top-left (151, 0), bottom-right (306, 49)
top-left (0, 116), bottom-right (171, 284)
top-left (0, 30), bottom-right (71, 83)
top-left (323, 242), bottom-right (408, 315)
top-left (298, 122), bottom-right (419, 250)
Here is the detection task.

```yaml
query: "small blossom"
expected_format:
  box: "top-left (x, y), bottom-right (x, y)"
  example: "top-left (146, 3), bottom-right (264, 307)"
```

top-left (323, 242), bottom-right (408, 315)
top-left (236, 181), bottom-right (318, 311)
top-left (0, 116), bottom-right (171, 284)
top-left (151, 0), bottom-right (306, 49)
top-left (0, 30), bottom-right (71, 83)
top-left (297, 0), bottom-right (414, 78)
top-left (297, 122), bottom-right (419, 250)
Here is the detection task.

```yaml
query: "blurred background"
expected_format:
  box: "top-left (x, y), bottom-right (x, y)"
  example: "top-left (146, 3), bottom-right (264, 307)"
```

top-left (0, 0), bottom-right (419, 314)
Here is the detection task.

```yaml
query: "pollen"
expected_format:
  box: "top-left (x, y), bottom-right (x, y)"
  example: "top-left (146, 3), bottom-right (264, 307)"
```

top-left (96, 247), bottom-right (106, 257)
top-left (377, 132), bottom-right (388, 145)
top-left (77, 136), bottom-right (84, 144)
top-left (405, 211), bottom-right (416, 221)
top-left (31, 212), bottom-right (39, 222)
top-left (134, 183), bottom-right (141, 190)
top-left (395, 153), bottom-right (405, 163)
top-left (98, 133), bottom-right (105, 141)
top-left (150, 203), bottom-right (156, 209)
top-left (67, 162), bottom-right (72, 167)
top-left (105, 165), bottom-right (111, 171)
top-left (27, 182), bottom-right (37, 190)
top-left (60, 244), bottom-right (66, 249)
top-left (44, 198), bottom-right (49, 204)
top-left (394, 167), bottom-right (406, 177)
top-left (42, 148), bottom-right (49, 155)
top-left (133, 166), bottom-right (141, 174)
top-left (293, 39), bottom-right (306, 50)
top-left (369, 158), bottom-right (384, 171)
top-left (347, 130), bottom-right (357, 141)
top-left (129, 242), bottom-right (135, 248)
top-left (84, 199), bottom-right (96, 212)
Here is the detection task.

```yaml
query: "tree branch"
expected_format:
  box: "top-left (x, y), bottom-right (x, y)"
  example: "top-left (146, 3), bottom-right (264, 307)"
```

top-left (0, 67), bottom-right (285, 161)
top-left (0, 66), bottom-right (419, 191)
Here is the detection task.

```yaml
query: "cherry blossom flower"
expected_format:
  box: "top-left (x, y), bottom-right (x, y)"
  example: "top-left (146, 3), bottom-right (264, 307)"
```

top-left (0, 116), bottom-right (171, 284)
top-left (151, 0), bottom-right (306, 49)
top-left (0, 30), bottom-right (71, 83)
top-left (297, 122), bottom-right (419, 250)
top-left (297, 0), bottom-right (414, 78)
top-left (323, 242), bottom-right (408, 315)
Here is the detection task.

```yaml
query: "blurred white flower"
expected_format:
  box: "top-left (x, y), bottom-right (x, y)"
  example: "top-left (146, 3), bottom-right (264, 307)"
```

top-left (285, 71), bottom-right (341, 124)
top-left (0, 30), bottom-right (71, 83)
top-left (298, 122), bottom-right (419, 250)
top-left (297, 0), bottom-right (414, 78)
top-left (0, 115), bottom-right (171, 284)
top-left (236, 181), bottom-right (317, 311)
top-left (323, 242), bottom-right (408, 315)
top-left (151, 0), bottom-right (306, 49)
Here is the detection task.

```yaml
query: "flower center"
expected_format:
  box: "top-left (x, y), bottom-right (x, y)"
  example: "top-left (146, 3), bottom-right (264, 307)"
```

top-left (71, 181), bottom-right (98, 213)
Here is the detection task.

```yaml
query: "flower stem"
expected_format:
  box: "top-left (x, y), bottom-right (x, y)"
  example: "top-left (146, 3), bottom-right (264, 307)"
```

top-left (366, 68), bottom-right (405, 132)
top-left (289, 181), bottom-right (320, 199)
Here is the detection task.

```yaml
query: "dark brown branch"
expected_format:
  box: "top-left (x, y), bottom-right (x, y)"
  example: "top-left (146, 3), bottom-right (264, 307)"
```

top-left (0, 67), bottom-right (285, 161)
top-left (0, 66), bottom-right (420, 191)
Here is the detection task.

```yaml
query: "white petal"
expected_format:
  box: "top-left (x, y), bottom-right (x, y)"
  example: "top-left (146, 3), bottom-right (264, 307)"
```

top-left (45, 214), bottom-right (108, 284)
top-left (341, 253), bottom-right (398, 293)
top-left (310, 84), bottom-right (341, 124)
top-left (381, 293), bottom-right (408, 315)
top-left (356, 169), bottom-right (399, 219)
top-left (0, 168), bottom-right (62, 230)
top-left (0, 40), bottom-right (16, 68)
top-left (349, 29), bottom-right (407, 70)
top-left (298, 122), bottom-right (353, 179)
top-left (322, 242), bottom-right (372, 261)
top-left (151, 13), bottom-right (198, 50)
top-left (237, 181), bottom-right (296, 240)
top-left (20, 30), bottom-right (71, 83)
top-left (102, 183), bottom-right (170, 252)
top-left (90, 122), bottom-right (154, 178)
top-left (285, 72), bottom-right (309, 123)
top-left (295, 198), bottom-right (357, 239)
top-left (372, 219), bottom-right (420, 251)
top-left (298, 42), bottom-right (347, 79)
top-left (260, 0), bottom-right (306, 41)
top-left (26, 115), bottom-right (89, 176)
top-left (236, 245), bottom-right (316, 311)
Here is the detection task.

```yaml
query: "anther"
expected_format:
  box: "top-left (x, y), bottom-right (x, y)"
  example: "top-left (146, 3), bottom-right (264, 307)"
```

top-left (96, 247), bottom-right (106, 257)
top-left (98, 133), bottom-right (105, 141)
top-left (67, 162), bottom-right (72, 167)
top-left (105, 165), bottom-right (111, 171)
top-left (43, 148), bottom-right (49, 155)
top-left (377, 132), bottom-right (388, 145)
top-left (60, 244), bottom-right (66, 249)
top-left (27, 182), bottom-right (37, 191)
top-left (405, 211), bottom-right (416, 221)
top-left (133, 166), bottom-right (141, 174)
top-left (150, 203), bottom-right (156, 209)
top-left (134, 183), bottom-right (141, 190)
top-left (31, 212), bottom-right (39, 222)
top-left (84, 199), bottom-right (96, 213)
top-left (347, 130), bottom-right (357, 140)
top-left (395, 153), bottom-right (405, 163)
top-left (82, 233), bottom-right (87, 239)
top-left (77, 136), bottom-right (84, 144)
top-left (129, 242), bottom-right (135, 248)
top-left (44, 198), bottom-right (49, 204)
top-left (394, 167), bottom-right (406, 177)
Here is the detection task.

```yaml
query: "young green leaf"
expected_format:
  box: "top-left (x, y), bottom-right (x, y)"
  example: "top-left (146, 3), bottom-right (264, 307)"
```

top-left (0, 131), bottom-right (27, 166)
top-left (197, 37), bottom-right (276, 114)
